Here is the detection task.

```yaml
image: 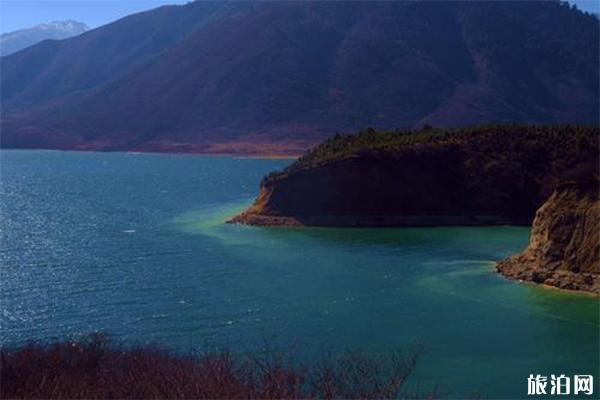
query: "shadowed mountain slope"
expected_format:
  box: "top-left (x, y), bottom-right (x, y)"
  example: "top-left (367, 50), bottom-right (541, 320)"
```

top-left (1, 1), bottom-right (598, 154)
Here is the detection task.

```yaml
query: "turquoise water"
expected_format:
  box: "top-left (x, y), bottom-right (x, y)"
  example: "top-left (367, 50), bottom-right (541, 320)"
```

top-left (1, 150), bottom-right (598, 398)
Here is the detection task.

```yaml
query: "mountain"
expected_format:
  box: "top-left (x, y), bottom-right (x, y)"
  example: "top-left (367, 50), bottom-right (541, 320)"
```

top-left (1, 1), bottom-right (598, 155)
top-left (0, 20), bottom-right (88, 57)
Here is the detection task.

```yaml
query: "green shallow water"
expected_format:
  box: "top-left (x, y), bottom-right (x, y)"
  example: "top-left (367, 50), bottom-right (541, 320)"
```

top-left (1, 150), bottom-right (598, 398)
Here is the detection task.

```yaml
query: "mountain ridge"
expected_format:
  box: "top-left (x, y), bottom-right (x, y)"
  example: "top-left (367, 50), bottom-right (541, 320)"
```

top-left (0, 20), bottom-right (88, 57)
top-left (1, 1), bottom-right (598, 154)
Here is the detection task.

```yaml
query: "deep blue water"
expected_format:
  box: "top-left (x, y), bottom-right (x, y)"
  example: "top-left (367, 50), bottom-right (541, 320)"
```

top-left (1, 150), bottom-right (598, 398)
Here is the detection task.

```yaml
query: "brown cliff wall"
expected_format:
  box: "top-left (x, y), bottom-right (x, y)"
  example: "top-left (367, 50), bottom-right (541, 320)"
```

top-left (230, 127), bottom-right (598, 227)
top-left (496, 177), bottom-right (600, 294)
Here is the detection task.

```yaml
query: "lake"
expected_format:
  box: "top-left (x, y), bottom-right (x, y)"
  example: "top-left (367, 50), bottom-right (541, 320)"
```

top-left (1, 150), bottom-right (598, 398)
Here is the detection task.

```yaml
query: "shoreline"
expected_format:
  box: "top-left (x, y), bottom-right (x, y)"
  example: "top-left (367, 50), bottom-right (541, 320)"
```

top-left (499, 275), bottom-right (600, 297)
top-left (496, 256), bottom-right (600, 295)
top-left (0, 147), bottom-right (300, 159)
top-left (228, 212), bottom-right (532, 227)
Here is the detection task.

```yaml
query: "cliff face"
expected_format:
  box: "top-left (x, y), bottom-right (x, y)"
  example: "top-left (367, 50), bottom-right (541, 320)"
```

top-left (230, 126), bottom-right (599, 227)
top-left (231, 151), bottom-right (533, 226)
top-left (497, 178), bottom-right (599, 294)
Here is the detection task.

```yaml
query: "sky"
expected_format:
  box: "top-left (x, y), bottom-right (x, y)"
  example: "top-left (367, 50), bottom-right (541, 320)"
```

top-left (0, 0), bottom-right (598, 34)
top-left (0, 0), bottom-right (189, 33)
top-left (572, 0), bottom-right (600, 13)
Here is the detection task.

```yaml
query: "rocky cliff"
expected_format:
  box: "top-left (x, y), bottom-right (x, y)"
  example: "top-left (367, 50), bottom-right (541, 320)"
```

top-left (230, 125), bottom-right (599, 227)
top-left (497, 169), bottom-right (599, 294)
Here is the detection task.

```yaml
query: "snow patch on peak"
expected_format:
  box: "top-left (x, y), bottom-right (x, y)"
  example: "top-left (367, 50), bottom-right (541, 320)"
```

top-left (0, 20), bottom-right (89, 56)
top-left (39, 20), bottom-right (89, 33)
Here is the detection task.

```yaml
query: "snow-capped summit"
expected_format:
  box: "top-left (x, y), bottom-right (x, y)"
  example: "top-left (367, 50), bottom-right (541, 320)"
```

top-left (0, 20), bottom-right (88, 57)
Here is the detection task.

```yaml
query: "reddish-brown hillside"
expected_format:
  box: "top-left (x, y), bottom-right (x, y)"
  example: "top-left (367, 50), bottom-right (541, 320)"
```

top-left (1, 2), bottom-right (598, 154)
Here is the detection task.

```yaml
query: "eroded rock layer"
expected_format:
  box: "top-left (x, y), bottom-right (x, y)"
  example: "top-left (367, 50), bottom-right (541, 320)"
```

top-left (497, 174), bottom-right (599, 294)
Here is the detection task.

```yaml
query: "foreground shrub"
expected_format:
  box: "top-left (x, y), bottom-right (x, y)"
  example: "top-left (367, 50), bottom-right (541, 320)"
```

top-left (0, 334), bottom-right (427, 399)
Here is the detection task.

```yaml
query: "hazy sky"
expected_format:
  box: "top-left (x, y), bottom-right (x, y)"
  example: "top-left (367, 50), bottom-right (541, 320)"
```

top-left (0, 0), bottom-right (598, 34)
top-left (0, 0), bottom-right (189, 33)
top-left (570, 0), bottom-right (599, 13)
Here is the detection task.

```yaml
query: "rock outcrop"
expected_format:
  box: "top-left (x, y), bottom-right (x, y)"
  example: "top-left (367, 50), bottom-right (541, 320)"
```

top-left (497, 169), bottom-right (599, 294)
top-left (230, 125), bottom-right (599, 228)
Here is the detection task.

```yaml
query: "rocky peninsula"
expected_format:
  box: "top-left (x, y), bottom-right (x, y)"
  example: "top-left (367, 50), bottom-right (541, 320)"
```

top-left (230, 125), bottom-right (599, 293)
top-left (496, 163), bottom-right (599, 293)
